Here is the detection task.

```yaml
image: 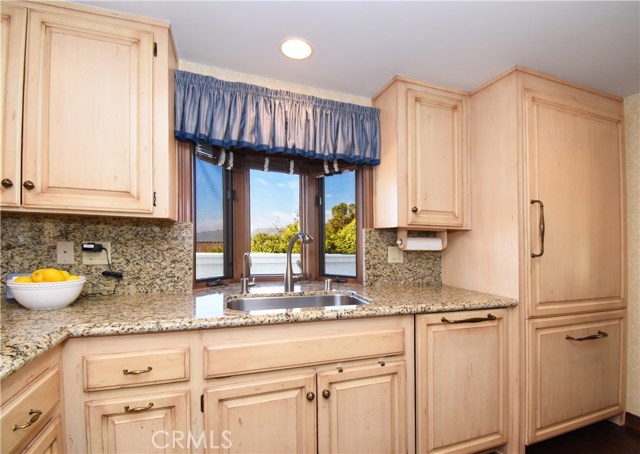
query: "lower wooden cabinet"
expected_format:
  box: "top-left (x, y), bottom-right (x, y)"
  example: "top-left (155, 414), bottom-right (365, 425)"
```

top-left (416, 309), bottom-right (508, 454)
top-left (526, 310), bottom-right (625, 444)
top-left (0, 347), bottom-right (62, 454)
top-left (204, 371), bottom-right (317, 453)
top-left (85, 391), bottom-right (190, 453)
top-left (317, 361), bottom-right (407, 454)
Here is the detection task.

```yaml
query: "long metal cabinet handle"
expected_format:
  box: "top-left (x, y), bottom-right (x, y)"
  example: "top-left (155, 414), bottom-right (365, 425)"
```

top-left (123, 366), bottom-right (152, 375)
top-left (441, 314), bottom-right (497, 324)
top-left (530, 199), bottom-right (545, 258)
top-left (565, 330), bottom-right (608, 342)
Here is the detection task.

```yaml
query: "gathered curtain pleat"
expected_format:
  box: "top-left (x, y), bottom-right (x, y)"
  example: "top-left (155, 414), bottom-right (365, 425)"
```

top-left (174, 70), bottom-right (380, 165)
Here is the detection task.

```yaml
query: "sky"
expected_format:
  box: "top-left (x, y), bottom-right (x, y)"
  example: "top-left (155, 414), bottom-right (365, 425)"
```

top-left (195, 158), bottom-right (355, 236)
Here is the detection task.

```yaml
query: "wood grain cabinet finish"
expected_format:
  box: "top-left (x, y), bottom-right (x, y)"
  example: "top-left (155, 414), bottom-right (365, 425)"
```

top-left (204, 371), bottom-right (317, 453)
top-left (526, 310), bottom-right (625, 443)
top-left (372, 76), bottom-right (469, 230)
top-left (0, 0), bottom-right (177, 218)
top-left (0, 347), bottom-right (62, 454)
top-left (317, 361), bottom-right (407, 454)
top-left (416, 309), bottom-right (508, 454)
top-left (0, 3), bottom-right (26, 207)
top-left (86, 391), bottom-right (190, 453)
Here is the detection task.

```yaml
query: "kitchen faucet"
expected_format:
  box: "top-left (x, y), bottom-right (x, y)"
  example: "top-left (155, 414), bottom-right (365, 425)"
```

top-left (240, 252), bottom-right (254, 293)
top-left (284, 233), bottom-right (313, 292)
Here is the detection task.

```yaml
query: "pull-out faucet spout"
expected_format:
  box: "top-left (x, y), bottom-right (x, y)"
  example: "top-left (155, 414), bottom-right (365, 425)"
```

top-left (284, 233), bottom-right (313, 292)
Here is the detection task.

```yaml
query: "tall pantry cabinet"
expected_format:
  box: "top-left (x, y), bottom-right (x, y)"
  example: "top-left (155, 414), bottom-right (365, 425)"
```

top-left (442, 67), bottom-right (626, 446)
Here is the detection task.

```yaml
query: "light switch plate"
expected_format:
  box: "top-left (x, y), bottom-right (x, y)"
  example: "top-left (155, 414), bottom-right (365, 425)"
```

top-left (388, 245), bottom-right (404, 263)
top-left (56, 241), bottom-right (75, 265)
top-left (82, 241), bottom-right (112, 265)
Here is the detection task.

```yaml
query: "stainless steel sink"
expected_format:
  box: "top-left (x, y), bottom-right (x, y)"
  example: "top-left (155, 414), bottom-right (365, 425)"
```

top-left (226, 293), bottom-right (369, 312)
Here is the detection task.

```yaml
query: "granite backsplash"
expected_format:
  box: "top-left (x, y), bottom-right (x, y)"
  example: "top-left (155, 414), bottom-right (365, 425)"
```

top-left (1, 214), bottom-right (441, 295)
top-left (364, 228), bottom-right (441, 286)
top-left (1, 213), bottom-right (193, 295)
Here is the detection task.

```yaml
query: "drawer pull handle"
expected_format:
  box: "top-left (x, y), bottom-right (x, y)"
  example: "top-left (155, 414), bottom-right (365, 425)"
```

top-left (13, 409), bottom-right (42, 431)
top-left (123, 366), bottom-right (152, 375)
top-left (565, 330), bottom-right (608, 342)
top-left (441, 314), bottom-right (497, 324)
top-left (124, 403), bottom-right (154, 413)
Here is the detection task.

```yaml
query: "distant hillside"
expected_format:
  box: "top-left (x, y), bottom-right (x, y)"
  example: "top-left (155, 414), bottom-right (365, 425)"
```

top-left (197, 229), bottom-right (224, 242)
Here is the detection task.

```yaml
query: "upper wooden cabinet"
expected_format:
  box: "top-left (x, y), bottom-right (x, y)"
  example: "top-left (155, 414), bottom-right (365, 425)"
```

top-left (373, 76), bottom-right (469, 230)
top-left (0, 1), bottom-right (177, 218)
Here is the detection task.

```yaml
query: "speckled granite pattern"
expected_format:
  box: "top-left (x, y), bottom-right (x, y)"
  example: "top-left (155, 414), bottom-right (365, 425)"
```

top-left (1, 213), bottom-right (193, 295)
top-left (0, 281), bottom-right (516, 380)
top-left (364, 228), bottom-right (441, 286)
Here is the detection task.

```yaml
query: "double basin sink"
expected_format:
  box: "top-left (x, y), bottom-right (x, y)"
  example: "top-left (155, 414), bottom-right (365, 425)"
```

top-left (226, 292), bottom-right (370, 312)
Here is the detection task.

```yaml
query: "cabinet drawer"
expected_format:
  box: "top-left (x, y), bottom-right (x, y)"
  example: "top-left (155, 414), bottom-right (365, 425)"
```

top-left (84, 347), bottom-right (189, 391)
top-left (527, 310), bottom-right (625, 443)
top-left (205, 328), bottom-right (405, 378)
top-left (1, 367), bottom-right (60, 453)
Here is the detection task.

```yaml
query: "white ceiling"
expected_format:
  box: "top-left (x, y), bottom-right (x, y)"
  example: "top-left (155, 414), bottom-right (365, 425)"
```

top-left (73, 1), bottom-right (640, 98)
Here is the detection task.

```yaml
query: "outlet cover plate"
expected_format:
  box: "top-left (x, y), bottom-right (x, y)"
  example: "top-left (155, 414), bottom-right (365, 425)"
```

top-left (388, 245), bottom-right (404, 264)
top-left (82, 241), bottom-right (111, 265)
top-left (56, 241), bottom-right (75, 265)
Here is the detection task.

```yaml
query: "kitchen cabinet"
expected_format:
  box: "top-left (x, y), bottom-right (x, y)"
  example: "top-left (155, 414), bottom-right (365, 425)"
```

top-left (372, 76), bottom-right (469, 230)
top-left (0, 3), bottom-right (26, 207)
top-left (527, 310), bottom-right (625, 443)
top-left (0, 1), bottom-right (177, 219)
top-left (0, 346), bottom-right (62, 454)
top-left (415, 309), bottom-right (508, 454)
top-left (442, 66), bottom-right (626, 446)
top-left (62, 332), bottom-right (193, 453)
top-left (202, 315), bottom-right (414, 453)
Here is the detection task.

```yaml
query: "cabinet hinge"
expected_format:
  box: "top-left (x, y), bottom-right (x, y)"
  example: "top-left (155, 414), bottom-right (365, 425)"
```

top-left (200, 394), bottom-right (205, 413)
top-left (153, 42), bottom-right (157, 57)
top-left (153, 191), bottom-right (157, 207)
top-left (315, 195), bottom-right (322, 207)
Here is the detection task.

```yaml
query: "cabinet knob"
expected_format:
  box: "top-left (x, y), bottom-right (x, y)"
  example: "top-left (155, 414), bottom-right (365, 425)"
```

top-left (1, 178), bottom-right (13, 188)
top-left (23, 180), bottom-right (35, 190)
top-left (306, 392), bottom-right (315, 401)
top-left (322, 389), bottom-right (331, 399)
top-left (411, 206), bottom-right (418, 213)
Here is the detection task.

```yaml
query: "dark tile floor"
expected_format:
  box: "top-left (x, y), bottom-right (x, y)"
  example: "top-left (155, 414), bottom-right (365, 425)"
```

top-left (525, 420), bottom-right (640, 454)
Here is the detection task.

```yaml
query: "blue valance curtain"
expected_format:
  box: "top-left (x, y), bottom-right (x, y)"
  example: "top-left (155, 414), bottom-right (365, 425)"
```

top-left (174, 70), bottom-right (380, 165)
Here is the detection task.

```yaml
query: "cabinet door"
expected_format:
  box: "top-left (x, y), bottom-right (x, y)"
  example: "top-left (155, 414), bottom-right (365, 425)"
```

top-left (525, 90), bottom-right (625, 317)
top-left (0, 3), bottom-right (26, 207)
top-left (317, 361), bottom-right (407, 454)
top-left (406, 87), bottom-right (468, 228)
top-left (416, 309), bottom-right (508, 454)
top-left (22, 415), bottom-right (63, 454)
top-left (526, 310), bottom-right (625, 444)
top-left (22, 8), bottom-right (154, 214)
top-left (204, 371), bottom-right (316, 453)
top-left (85, 390), bottom-right (190, 453)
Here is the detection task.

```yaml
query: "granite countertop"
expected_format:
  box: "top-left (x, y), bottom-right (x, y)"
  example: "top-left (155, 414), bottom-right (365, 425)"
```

top-left (0, 282), bottom-right (517, 380)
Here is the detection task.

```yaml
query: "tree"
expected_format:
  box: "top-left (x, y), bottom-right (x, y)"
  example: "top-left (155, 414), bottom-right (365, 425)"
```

top-left (251, 219), bottom-right (302, 253)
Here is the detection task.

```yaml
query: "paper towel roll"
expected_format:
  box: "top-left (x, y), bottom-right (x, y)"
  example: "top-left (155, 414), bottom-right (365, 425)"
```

top-left (400, 237), bottom-right (443, 251)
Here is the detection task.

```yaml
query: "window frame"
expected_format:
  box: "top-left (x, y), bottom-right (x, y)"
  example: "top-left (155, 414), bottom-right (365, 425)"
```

top-left (179, 144), bottom-right (372, 287)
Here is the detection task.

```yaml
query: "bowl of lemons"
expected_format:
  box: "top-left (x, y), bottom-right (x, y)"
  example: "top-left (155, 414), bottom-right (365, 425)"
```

top-left (7, 268), bottom-right (85, 310)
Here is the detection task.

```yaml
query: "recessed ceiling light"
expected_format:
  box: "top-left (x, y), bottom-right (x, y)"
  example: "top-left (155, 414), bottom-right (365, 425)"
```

top-left (280, 38), bottom-right (313, 60)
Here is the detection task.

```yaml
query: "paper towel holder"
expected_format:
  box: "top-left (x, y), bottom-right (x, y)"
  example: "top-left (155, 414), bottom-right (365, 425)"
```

top-left (396, 228), bottom-right (447, 251)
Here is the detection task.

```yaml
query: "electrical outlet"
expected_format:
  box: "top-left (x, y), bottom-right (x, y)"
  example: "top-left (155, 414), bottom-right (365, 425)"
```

top-left (387, 245), bottom-right (404, 264)
top-left (82, 241), bottom-right (112, 265)
top-left (56, 241), bottom-right (75, 265)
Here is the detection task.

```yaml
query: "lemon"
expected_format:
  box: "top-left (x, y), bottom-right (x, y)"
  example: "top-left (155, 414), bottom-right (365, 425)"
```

top-left (14, 276), bottom-right (33, 283)
top-left (66, 275), bottom-right (80, 281)
top-left (61, 270), bottom-right (70, 279)
top-left (42, 268), bottom-right (66, 282)
top-left (31, 269), bottom-right (45, 283)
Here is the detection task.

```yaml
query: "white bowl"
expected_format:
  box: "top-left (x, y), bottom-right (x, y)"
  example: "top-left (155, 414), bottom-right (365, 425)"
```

top-left (7, 277), bottom-right (86, 310)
